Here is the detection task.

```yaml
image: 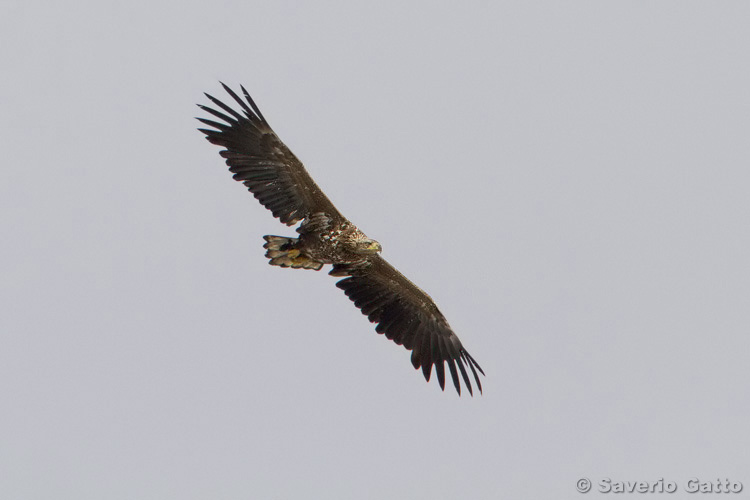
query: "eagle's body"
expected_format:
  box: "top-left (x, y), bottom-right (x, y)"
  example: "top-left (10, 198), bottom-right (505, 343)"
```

top-left (197, 84), bottom-right (484, 395)
top-left (264, 213), bottom-right (380, 271)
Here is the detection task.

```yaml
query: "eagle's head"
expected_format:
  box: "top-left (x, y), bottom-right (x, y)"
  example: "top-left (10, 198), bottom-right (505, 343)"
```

top-left (354, 238), bottom-right (382, 255)
top-left (345, 227), bottom-right (382, 255)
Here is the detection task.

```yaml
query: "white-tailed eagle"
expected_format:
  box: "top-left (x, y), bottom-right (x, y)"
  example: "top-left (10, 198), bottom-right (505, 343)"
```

top-left (197, 84), bottom-right (484, 395)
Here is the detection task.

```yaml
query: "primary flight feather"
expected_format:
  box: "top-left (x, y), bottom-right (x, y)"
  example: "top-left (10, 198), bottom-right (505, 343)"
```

top-left (197, 83), bottom-right (484, 395)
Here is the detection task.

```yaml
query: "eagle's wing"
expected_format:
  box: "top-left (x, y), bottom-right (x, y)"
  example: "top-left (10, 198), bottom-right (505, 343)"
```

top-left (197, 83), bottom-right (341, 225)
top-left (331, 255), bottom-right (484, 396)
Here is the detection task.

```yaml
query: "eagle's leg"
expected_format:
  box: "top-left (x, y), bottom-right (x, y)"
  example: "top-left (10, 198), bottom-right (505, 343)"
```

top-left (262, 235), bottom-right (324, 270)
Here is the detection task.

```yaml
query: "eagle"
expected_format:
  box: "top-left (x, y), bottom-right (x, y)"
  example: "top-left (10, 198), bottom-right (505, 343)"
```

top-left (196, 84), bottom-right (484, 395)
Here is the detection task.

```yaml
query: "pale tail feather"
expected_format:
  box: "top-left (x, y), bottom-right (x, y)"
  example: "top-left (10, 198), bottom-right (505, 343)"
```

top-left (262, 236), bottom-right (324, 270)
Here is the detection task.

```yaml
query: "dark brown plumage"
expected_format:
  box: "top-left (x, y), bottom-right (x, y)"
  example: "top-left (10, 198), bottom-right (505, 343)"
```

top-left (197, 83), bottom-right (484, 395)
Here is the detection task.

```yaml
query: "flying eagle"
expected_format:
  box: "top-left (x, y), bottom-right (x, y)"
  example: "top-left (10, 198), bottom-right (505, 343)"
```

top-left (196, 84), bottom-right (484, 395)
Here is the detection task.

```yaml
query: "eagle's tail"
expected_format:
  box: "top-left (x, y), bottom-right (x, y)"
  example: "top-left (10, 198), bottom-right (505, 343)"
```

top-left (263, 236), bottom-right (324, 270)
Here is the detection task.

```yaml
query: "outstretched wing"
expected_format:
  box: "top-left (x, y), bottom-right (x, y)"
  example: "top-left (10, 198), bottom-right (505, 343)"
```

top-left (196, 83), bottom-right (342, 225)
top-left (331, 255), bottom-right (484, 396)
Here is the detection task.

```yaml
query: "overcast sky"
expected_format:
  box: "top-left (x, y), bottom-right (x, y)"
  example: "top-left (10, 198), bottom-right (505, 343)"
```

top-left (2, 1), bottom-right (749, 499)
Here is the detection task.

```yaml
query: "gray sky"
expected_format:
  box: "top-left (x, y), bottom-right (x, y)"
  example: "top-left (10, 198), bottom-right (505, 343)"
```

top-left (2, 1), bottom-right (749, 499)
